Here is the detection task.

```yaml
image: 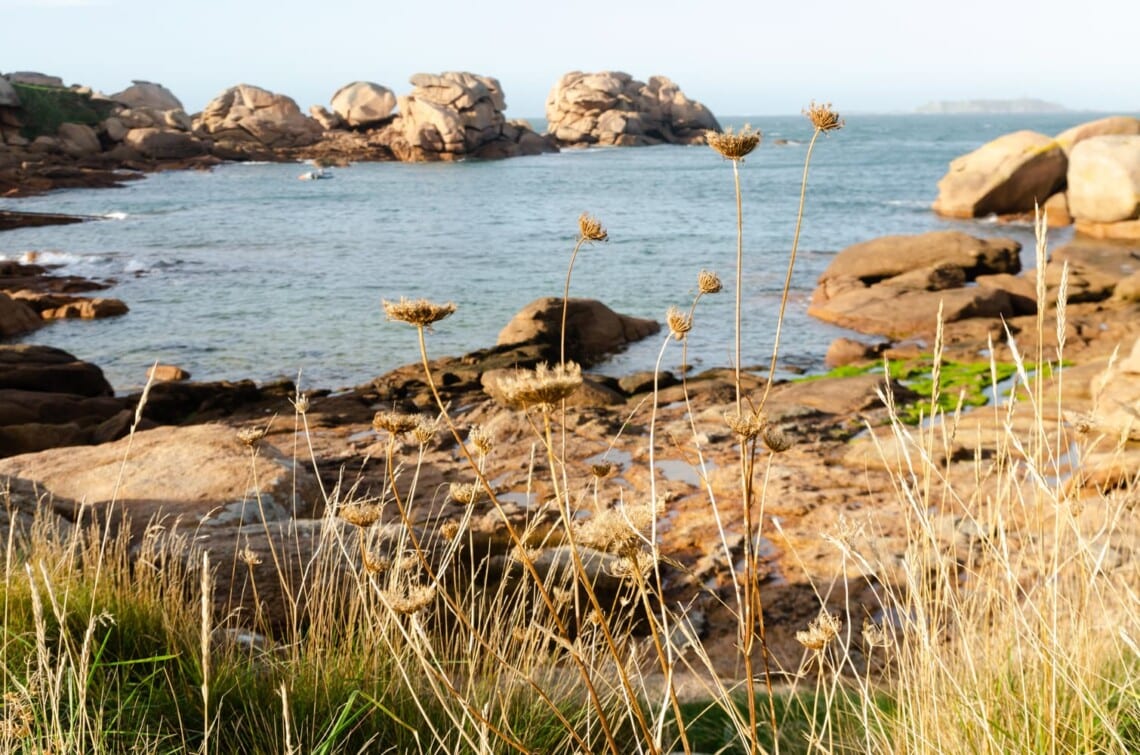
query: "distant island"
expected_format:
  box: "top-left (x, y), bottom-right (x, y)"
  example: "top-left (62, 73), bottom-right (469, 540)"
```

top-left (916, 98), bottom-right (1068, 114)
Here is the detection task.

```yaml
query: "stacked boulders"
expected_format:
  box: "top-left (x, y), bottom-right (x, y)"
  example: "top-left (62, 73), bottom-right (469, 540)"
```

top-left (545, 71), bottom-right (720, 147)
top-left (933, 115), bottom-right (1140, 239)
top-left (194, 84), bottom-right (323, 158)
top-left (381, 72), bottom-right (555, 161)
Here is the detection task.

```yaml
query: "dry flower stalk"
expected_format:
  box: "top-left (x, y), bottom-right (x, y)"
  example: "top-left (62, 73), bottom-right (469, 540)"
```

top-left (412, 415), bottom-right (440, 446)
top-left (706, 125), bottom-right (761, 161)
top-left (497, 362), bottom-right (583, 409)
top-left (339, 501), bottom-right (383, 528)
top-left (467, 425), bottom-right (494, 457)
top-left (698, 269), bottom-right (723, 295)
top-left (381, 583), bottom-right (437, 615)
top-left (575, 498), bottom-right (664, 556)
top-left (448, 481), bottom-right (484, 506)
top-left (372, 410), bottom-right (421, 436)
top-left (578, 213), bottom-right (609, 242)
top-left (236, 426), bottom-right (267, 446)
top-left (666, 306), bottom-right (693, 340)
top-left (439, 521), bottom-right (461, 541)
top-left (291, 393), bottom-right (310, 415)
top-left (238, 544), bottom-right (262, 567)
top-left (724, 407), bottom-right (768, 440)
top-left (382, 297), bottom-right (456, 328)
top-left (796, 610), bottom-right (841, 652)
top-left (804, 101), bottom-right (844, 133)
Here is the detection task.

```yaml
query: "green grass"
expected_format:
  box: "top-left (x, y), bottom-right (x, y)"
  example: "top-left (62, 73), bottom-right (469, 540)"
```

top-left (11, 83), bottom-right (114, 139)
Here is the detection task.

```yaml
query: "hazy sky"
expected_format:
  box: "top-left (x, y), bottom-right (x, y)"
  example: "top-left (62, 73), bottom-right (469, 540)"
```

top-left (2, 0), bottom-right (1137, 117)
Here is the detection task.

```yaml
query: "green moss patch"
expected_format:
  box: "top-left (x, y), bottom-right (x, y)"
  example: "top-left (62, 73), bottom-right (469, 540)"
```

top-left (11, 83), bottom-right (114, 139)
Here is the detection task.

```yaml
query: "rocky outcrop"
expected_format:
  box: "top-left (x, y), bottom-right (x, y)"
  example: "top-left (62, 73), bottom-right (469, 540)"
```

top-left (382, 72), bottom-right (556, 161)
top-left (497, 297), bottom-right (660, 365)
top-left (932, 130), bottom-right (1067, 218)
top-left (1055, 116), bottom-right (1140, 155)
top-left (1067, 136), bottom-right (1140, 235)
top-left (330, 81), bottom-right (397, 128)
top-left (545, 71), bottom-right (719, 147)
top-left (110, 80), bottom-right (183, 112)
top-left (0, 293), bottom-right (41, 336)
top-left (809, 231), bottom-right (1022, 338)
top-left (194, 84), bottom-right (323, 154)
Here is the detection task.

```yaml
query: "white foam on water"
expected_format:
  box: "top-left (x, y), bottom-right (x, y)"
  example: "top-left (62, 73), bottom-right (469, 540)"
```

top-left (103, 211), bottom-right (129, 220)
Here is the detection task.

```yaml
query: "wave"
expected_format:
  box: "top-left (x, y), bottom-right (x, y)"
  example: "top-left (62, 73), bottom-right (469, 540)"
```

top-left (102, 211), bottom-right (129, 220)
top-left (883, 199), bottom-right (929, 209)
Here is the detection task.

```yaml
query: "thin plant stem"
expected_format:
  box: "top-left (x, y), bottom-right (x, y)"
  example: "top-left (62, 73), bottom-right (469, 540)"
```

top-left (561, 236), bottom-right (586, 368)
top-left (732, 159), bottom-right (744, 413)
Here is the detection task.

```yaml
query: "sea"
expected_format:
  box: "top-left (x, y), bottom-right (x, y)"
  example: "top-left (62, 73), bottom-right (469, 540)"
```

top-left (0, 113), bottom-right (1123, 394)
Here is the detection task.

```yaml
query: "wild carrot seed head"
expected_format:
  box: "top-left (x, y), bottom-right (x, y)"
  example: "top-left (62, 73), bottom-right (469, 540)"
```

top-left (804, 101), bottom-right (844, 133)
top-left (706, 125), bottom-right (761, 161)
top-left (382, 297), bottom-right (456, 327)
top-left (698, 269), bottom-right (723, 295)
top-left (578, 213), bottom-right (608, 242)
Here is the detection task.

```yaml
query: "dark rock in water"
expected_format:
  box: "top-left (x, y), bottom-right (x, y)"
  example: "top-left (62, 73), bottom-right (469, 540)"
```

top-left (497, 297), bottom-right (660, 366)
top-left (0, 344), bottom-right (112, 396)
top-left (0, 209), bottom-right (91, 231)
top-left (134, 379), bottom-right (280, 424)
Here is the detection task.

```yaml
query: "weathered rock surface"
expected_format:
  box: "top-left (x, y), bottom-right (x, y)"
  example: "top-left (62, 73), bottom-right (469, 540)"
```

top-left (0, 292), bottom-right (42, 336)
top-left (1067, 135), bottom-right (1140, 224)
top-left (0, 423), bottom-right (322, 536)
top-left (56, 122), bottom-right (101, 158)
top-left (1055, 115), bottom-right (1140, 155)
top-left (383, 71), bottom-right (556, 161)
top-left (932, 130), bottom-right (1068, 218)
top-left (123, 127), bottom-right (208, 160)
top-left (497, 297), bottom-right (660, 365)
top-left (809, 231), bottom-right (1022, 338)
top-left (545, 71), bottom-right (719, 147)
top-left (110, 80), bottom-right (183, 112)
top-left (330, 81), bottom-right (397, 128)
top-left (195, 84), bottom-right (323, 152)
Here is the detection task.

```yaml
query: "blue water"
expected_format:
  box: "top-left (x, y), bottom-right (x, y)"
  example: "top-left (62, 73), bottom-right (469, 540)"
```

top-left (0, 113), bottom-right (1114, 393)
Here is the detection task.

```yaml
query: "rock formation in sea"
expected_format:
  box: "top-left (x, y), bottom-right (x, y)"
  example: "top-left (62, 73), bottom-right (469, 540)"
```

top-left (932, 115), bottom-right (1140, 239)
top-left (545, 71), bottom-right (720, 147)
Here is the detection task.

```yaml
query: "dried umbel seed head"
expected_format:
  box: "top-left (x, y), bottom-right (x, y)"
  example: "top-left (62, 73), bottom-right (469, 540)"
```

top-left (761, 424), bottom-right (793, 453)
top-left (508, 543), bottom-right (542, 564)
top-left (698, 269), bottom-right (723, 295)
top-left (666, 306), bottom-right (693, 340)
top-left (862, 618), bottom-right (892, 650)
top-left (590, 462), bottom-right (614, 479)
top-left (238, 544), bottom-right (262, 568)
top-left (381, 583), bottom-right (436, 615)
top-left (796, 610), bottom-right (841, 652)
top-left (372, 410), bottom-right (420, 436)
top-left (578, 213), bottom-right (608, 242)
top-left (361, 551), bottom-right (391, 574)
top-left (804, 101), bottom-right (844, 133)
top-left (236, 426), bottom-right (267, 446)
top-left (291, 393), bottom-right (310, 415)
top-left (706, 125), bottom-right (761, 160)
top-left (497, 362), bottom-right (583, 409)
top-left (467, 425), bottom-right (494, 457)
top-left (339, 501), bottom-right (383, 528)
top-left (382, 297), bottom-right (457, 328)
top-left (448, 481), bottom-right (484, 506)
top-left (412, 415), bottom-right (440, 446)
top-left (439, 520), bottom-right (461, 541)
top-left (575, 498), bottom-right (664, 556)
top-left (724, 408), bottom-right (768, 440)
top-left (606, 550), bottom-right (656, 581)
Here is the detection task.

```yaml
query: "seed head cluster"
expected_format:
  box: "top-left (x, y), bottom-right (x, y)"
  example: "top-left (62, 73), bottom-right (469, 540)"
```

top-left (666, 306), bottom-right (693, 340)
top-left (448, 481), bottom-right (485, 506)
top-left (804, 101), bottom-right (844, 133)
top-left (381, 583), bottom-right (437, 615)
top-left (575, 498), bottom-right (664, 556)
top-left (339, 500), bottom-right (383, 528)
top-left (382, 297), bottom-right (456, 328)
top-left (578, 213), bottom-right (608, 243)
top-left (497, 362), bottom-right (583, 409)
top-left (236, 426), bottom-right (267, 446)
top-left (698, 269), bottom-right (723, 295)
top-left (706, 125), bottom-right (761, 161)
top-left (373, 410), bottom-right (421, 436)
top-left (796, 609), bottom-right (841, 652)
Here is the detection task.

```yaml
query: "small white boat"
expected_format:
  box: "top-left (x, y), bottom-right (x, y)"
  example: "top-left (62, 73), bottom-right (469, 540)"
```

top-left (298, 168), bottom-right (334, 181)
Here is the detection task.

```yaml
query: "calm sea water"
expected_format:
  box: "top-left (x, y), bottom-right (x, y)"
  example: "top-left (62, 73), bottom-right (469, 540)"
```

top-left (0, 113), bottom-right (1117, 394)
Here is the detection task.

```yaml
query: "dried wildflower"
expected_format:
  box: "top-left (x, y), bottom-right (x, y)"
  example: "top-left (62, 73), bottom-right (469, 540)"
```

top-left (339, 501), bottom-right (383, 528)
top-left (412, 415), bottom-right (440, 446)
top-left (706, 125), bottom-right (761, 160)
top-left (576, 499), bottom-right (663, 556)
top-left (467, 425), bottom-right (494, 457)
top-left (381, 583), bottom-right (436, 615)
top-left (372, 410), bottom-right (420, 436)
top-left (448, 481), bottom-right (485, 506)
top-left (1, 691), bottom-right (32, 739)
top-left (761, 424), bottom-right (792, 453)
top-left (590, 462), bottom-right (614, 479)
top-left (607, 550), bottom-right (656, 581)
top-left (439, 521), bottom-right (461, 541)
top-left (862, 619), bottom-right (892, 650)
top-left (508, 543), bottom-right (542, 564)
top-left (796, 610), bottom-right (841, 652)
top-left (361, 551), bottom-right (391, 574)
top-left (804, 101), bottom-right (844, 133)
top-left (382, 297), bottom-right (456, 328)
top-left (291, 393), bottom-right (310, 415)
top-left (238, 544), bottom-right (262, 568)
top-left (724, 408), bottom-right (768, 440)
top-left (396, 554), bottom-right (420, 572)
top-left (578, 213), bottom-right (608, 242)
top-left (551, 587), bottom-right (574, 610)
top-left (666, 306), bottom-right (693, 341)
top-left (698, 269), bottom-right (723, 295)
top-left (236, 425), bottom-right (267, 446)
top-left (496, 362), bottom-right (583, 409)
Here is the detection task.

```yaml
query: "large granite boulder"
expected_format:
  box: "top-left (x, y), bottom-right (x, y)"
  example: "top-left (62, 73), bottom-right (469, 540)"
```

top-left (384, 71), bottom-right (556, 161)
top-left (497, 297), bottom-right (660, 365)
top-left (123, 127), bottom-right (208, 160)
top-left (1055, 116), bottom-right (1140, 155)
top-left (545, 71), bottom-right (719, 147)
top-left (0, 293), bottom-right (42, 337)
top-left (0, 423), bottom-right (323, 535)
top-left (330, 81), bottom-right (397, 128)
top-left (1067, 135), bottom-right (1140, 224)
top-left (56, 122), bottom-right (101, 158)
top-left (195, 84), bottom-right (323, 151)
top-left (5, 72), bottom-right (64, 87)
top-left (932, 130), bottom-right (1068, 218)
top-left (809, 231), bottom-right (1022, 338)
top-left (110, 80), bottom-right (183, 112)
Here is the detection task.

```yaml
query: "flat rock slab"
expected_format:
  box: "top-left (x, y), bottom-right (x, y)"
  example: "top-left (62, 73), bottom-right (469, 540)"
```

top-left (0, 423), bottom-right (322, 535)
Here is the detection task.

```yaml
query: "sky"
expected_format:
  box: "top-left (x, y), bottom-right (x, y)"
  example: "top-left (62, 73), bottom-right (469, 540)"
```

top-left (1, 0), bottom-right (1137, 118)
